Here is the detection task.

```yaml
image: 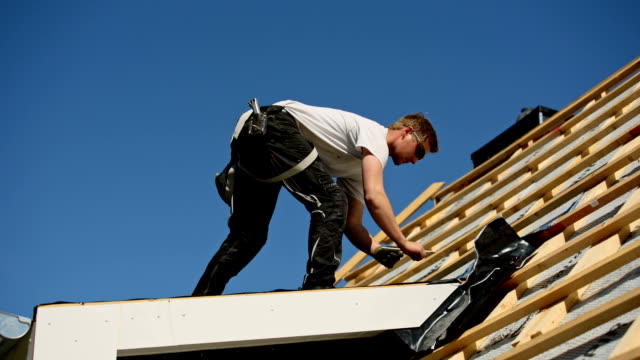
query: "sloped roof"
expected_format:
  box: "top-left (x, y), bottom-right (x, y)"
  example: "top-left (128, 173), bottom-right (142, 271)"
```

top-left (28, 57), bottom-right (640, 360)
top-left (336, 56), bottom-right (640, 359)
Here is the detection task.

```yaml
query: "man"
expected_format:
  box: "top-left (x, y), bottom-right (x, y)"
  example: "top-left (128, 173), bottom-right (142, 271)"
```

top-left (193, 100), bottom-right (438, 296)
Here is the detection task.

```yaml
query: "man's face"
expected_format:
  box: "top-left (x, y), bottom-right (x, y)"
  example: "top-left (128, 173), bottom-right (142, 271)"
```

top-left (391, 129), bottom-right (429, 165)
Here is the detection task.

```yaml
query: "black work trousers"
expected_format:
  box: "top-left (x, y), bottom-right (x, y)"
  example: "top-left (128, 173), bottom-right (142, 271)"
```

top-left (193, 110), bottom-right (347, 296)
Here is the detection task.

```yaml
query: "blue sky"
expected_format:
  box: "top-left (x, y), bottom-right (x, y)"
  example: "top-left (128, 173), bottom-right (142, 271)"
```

top-left (2, 1), bottom-right (638, 318)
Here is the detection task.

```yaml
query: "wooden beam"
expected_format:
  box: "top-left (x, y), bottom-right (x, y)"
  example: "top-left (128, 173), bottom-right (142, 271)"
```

top-left (435, 93), bottom-right (637, 243)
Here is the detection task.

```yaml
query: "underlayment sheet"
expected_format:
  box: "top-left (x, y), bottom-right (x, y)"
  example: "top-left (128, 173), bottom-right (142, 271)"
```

top-left (518, 192), bottom-right (584, 237)
top-left (392, 218), bottom-right (535, 356)
top-left (406, 255), bottom-right (451, 283)
top-left (505, 200), bottom-right (537, 224)
top-left (440, 212), bottom-right (493, 249)
top-left (371, 256), bottom-right (414, 286)
top-left (442, 184), bottom-right (486, 217)
top-left (413, 216), bottom-right (456, 245)
top-left (473, 172), bottom-right (527, 211)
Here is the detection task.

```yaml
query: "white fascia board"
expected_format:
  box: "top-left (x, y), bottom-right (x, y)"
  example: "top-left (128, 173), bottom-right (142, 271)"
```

top-left (32, 302), bottom-right (119, 360)
top-left (32, 283), bottom-right (456, 359)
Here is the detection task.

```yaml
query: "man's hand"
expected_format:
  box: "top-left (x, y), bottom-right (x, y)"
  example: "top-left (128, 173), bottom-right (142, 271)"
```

top-left (398, 241), bottom-right (428, 261)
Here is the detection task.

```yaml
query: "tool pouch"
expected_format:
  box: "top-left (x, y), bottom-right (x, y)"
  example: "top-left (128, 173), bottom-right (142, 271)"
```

top-left (215, 104), bottom-right (317, 206)
top-left (215, 161), bottom-right (236, 206)
top-left (236, 106), bottom-right (317, 183)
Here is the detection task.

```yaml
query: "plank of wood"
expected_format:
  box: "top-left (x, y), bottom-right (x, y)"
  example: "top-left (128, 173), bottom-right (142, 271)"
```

top-left (419, 175), bottom-right (616, 286)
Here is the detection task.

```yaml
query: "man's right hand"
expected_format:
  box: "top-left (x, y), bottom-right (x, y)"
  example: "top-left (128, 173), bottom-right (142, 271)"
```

top-left (398, 241), bottom-right (428, 261)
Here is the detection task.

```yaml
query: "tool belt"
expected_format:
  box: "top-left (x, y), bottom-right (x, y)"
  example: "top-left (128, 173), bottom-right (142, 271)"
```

top-left (215, 104), bottom-right (318, 205)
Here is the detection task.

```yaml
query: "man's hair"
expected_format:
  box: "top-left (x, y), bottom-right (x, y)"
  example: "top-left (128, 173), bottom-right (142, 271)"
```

top-left (389, 112), bottom-right (439, 153)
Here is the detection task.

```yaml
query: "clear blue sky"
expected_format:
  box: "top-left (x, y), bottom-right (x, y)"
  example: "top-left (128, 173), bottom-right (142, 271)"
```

top-left (2, 1), bottom-right (638, 318)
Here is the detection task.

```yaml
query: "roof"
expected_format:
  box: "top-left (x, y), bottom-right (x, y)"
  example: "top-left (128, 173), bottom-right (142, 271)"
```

top-left (336, 56), bottom-right (640, 359)
top-left (27, 56), bottom-right (640, 360)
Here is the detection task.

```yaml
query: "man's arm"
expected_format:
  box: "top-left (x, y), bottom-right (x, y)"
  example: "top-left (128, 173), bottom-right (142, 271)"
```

top-left (344, 195), bottom-right (378, 255)
top-left (355, 149), bottom-right (427, 261)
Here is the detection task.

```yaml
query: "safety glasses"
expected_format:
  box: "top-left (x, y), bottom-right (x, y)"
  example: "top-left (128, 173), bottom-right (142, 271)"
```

top-left (412, 131), bottom-right (426, 160)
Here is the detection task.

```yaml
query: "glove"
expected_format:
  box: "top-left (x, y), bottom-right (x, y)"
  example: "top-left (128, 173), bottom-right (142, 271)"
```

top-left (372, 246), bottom-right (404, 269)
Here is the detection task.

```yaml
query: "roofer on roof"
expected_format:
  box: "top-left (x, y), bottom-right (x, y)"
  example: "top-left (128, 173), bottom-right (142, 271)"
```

top-left (192, 99), bottom-right (439, 295)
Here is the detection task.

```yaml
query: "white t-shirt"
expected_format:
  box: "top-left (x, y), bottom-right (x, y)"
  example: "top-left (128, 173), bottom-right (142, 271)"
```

top-left (274, 100), bottom-right (389, 203)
